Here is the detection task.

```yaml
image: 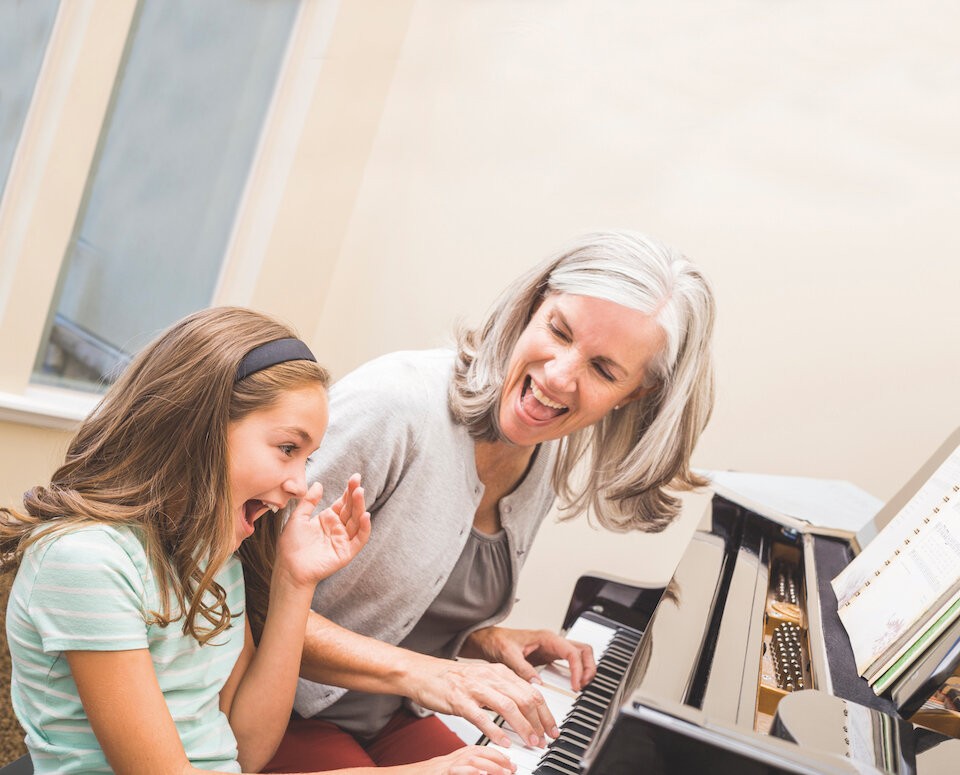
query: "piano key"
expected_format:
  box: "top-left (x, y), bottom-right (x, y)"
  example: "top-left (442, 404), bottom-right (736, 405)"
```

top-left (488, 731), bottom-right (544, 771)
top-left (480, 622), bottom-right (644, 775)
top-left (563, 617), bottom-right (618, 654)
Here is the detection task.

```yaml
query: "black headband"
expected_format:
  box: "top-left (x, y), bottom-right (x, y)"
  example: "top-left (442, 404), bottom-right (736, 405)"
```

top-left (236, 338), bottom-right (317, 381)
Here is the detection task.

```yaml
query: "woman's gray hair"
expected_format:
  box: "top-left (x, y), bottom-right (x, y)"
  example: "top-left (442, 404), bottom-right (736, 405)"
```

top-left (449, 230), bottom-right (715, 532)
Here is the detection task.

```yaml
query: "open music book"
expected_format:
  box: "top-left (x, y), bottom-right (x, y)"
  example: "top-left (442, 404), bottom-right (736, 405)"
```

top-left (832, 429), bottom-right (960, 693)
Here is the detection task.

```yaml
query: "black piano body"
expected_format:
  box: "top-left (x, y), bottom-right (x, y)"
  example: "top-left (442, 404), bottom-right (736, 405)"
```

top-left (550, 493), bottom-right (960, 774)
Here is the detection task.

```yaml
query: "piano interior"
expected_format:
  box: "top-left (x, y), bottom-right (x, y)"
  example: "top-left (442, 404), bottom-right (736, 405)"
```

top-left (756, 543), bottom-right (809, 733)
top-left (520, 494), bottom-right (960, 774)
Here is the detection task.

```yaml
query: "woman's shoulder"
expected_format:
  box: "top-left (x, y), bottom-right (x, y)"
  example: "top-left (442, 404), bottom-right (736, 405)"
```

top-left (330, 348), bottom-right (454, 407)
top-left (336, 348), bottom-right (453, 382)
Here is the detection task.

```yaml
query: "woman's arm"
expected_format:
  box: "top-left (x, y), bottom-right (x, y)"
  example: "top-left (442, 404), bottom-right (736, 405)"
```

top-left (299, 612), bottom-right (559, 749)
top-left (67, 649), bottom-right (514, 775)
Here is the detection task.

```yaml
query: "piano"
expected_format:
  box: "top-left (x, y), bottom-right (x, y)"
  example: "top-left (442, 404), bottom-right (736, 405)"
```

top-left (478, 431), bottom-right (960, 774)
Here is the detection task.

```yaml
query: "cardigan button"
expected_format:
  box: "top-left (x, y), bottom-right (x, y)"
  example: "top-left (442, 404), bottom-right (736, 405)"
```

top-left (502, 505), bottom-right (512, 514)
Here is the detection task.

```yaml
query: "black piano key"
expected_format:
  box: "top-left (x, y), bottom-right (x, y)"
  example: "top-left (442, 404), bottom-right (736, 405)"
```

top-left (562, 717), bottom-right (597, 738)
top-left (541, 746), bottom-right (584, 768)
top-left (559, 726), bottom-right (593, 746)
top-left (488, 625), bottom-right (645, 775)
top-left (567, 704), bottom-right (603, 723)
top-left (535, 762), bottom-right (579, 775)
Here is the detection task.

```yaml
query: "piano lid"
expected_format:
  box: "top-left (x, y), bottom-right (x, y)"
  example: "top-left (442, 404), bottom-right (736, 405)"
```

top-left (703, 469), bottom-right (882, 549)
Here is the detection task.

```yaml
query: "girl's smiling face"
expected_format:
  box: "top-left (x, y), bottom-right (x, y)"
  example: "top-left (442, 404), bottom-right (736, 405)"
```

top-left (226, 385), bottom-right (328, 550)
top-left (498, 293), bottom-right (666, 448)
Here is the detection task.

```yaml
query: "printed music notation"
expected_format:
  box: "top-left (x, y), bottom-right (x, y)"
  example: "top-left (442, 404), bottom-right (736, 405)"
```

top-left (832, 439), bottom-right (960, 683)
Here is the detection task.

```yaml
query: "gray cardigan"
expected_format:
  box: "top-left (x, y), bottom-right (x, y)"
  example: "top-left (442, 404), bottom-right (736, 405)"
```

top-left (293, 349), bottom-right (558, 718)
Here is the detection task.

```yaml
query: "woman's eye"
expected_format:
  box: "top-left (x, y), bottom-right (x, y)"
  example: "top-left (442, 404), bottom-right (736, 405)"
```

top-left (549, 323), bottom-right (571, 342)
top-left (593, 363), bottom-right (615, 382)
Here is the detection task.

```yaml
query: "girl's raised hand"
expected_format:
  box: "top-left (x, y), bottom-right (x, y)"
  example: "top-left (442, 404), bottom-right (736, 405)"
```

top-left (276, 475), bottom-right (371, 589)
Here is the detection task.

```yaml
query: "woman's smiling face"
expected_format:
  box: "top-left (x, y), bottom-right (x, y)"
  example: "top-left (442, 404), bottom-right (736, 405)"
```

top-left (497, 293), bottom-right (666, 448)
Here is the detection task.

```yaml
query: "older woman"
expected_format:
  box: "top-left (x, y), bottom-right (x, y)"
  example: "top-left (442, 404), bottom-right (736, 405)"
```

top-left (243, 230), bottom-right (716, 772)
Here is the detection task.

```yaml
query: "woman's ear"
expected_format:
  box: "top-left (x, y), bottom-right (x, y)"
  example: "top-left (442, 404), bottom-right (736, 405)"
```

top-left (619, 381), bottom-right (659, 408)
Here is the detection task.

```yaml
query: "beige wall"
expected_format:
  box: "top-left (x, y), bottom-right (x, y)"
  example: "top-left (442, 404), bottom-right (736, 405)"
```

top-left (0, 423), bottom-right (70, 509)
top-left (310, 0), bottom-right (960, 629)
top-left (3, 0), bottom-right (959, 633)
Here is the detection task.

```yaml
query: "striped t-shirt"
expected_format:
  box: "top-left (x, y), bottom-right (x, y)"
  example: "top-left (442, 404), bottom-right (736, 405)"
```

top-left (5, 524), bottom-right (246, 774)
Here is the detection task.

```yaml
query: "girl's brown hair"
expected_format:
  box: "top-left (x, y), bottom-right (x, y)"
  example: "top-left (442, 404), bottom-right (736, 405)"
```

top-left (0, 307), bottom-right (328, 644)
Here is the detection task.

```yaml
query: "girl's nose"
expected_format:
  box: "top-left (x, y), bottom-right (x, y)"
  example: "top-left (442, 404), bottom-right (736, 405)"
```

top-left (283, 468), bottom-right (308, 498)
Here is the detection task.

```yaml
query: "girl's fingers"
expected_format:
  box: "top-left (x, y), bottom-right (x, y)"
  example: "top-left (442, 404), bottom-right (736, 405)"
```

top-left (292, 482), bottom-right (323, 517)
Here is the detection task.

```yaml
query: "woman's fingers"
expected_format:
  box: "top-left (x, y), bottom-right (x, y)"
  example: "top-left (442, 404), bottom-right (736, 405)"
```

top-left (434, 661), bottom-right (556, 747)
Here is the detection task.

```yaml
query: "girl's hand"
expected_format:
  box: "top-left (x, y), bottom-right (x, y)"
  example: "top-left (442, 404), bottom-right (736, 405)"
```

top-left (276, 474), bottom-right (371, 589)
top-left (410, 745), bottom-right (516, 775)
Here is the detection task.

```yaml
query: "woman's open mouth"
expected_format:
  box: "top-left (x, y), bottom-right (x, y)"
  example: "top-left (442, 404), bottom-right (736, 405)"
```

top-left (520, 376), bottom-right (568, 421)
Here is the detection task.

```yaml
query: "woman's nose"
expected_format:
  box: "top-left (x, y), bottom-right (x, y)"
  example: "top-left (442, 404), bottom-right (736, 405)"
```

top-left (544, 351), bottom-right (578, 393)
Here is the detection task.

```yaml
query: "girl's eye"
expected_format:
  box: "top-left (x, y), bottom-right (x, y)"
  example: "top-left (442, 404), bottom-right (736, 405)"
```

top-left (280, 444), bottom-right (297, 457)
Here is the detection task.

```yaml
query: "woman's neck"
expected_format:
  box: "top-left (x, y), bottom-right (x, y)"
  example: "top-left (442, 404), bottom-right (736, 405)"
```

top-left (473, 439), bottom-right (537, 488)
top-left (472, 440), bottom-right (539, 534)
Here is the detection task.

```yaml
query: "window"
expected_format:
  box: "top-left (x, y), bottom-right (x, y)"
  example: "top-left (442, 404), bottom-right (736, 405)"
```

top-left (0, 0), bottom-right (398, 430)
top-left (33, 0), bottom-right (301, 392)
top-left (0, 0), bottom-right (60, 197)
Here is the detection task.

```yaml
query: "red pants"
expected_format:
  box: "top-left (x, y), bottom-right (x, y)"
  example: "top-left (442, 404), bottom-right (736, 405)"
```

top-left (263, 710), bottom-right (465, 772)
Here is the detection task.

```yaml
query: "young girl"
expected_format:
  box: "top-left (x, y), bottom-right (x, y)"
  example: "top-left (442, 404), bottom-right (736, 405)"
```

top-left (0, 308), bottom-right (514, 775)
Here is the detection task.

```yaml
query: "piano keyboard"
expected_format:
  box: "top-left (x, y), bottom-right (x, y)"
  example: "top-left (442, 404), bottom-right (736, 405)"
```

top-left (482, 616), bottom-right (645, 775)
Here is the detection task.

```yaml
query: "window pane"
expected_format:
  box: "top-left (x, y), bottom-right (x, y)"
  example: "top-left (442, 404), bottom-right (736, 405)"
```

top-left (34, 0), bottom-right (300, 392)
top-left (0, 0), bottom-right (60, 197)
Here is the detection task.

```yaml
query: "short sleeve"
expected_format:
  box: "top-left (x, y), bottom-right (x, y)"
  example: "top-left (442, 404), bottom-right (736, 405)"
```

top-left (27, 529), bottom-right (152, 653)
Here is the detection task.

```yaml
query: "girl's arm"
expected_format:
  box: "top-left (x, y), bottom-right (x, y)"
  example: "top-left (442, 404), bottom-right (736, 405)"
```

top-left (223, 479), bottom-right (370, 770)
top-left (67, 649), bottom-right (514, 775)
top-left (67, 648), bottom-right (209, 775)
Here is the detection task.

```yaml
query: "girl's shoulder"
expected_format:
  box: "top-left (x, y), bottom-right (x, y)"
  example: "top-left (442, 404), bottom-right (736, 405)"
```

top-left (26, 522), bottom-right (150, 580)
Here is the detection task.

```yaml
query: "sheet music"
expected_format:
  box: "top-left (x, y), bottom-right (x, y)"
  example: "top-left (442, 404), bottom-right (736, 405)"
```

top-left (832, 444), bottom-right (960, 607)
top-left (832, 440), bottom-right (960, 678)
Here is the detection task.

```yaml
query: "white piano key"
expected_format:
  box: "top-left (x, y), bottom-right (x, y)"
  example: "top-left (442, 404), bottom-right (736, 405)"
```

top-left (538, 617), bottom-right (618, 693)
top-left (531, 680), bottom-right (577, 721)
top-left (436, 710), bottom-right (487, 745)
top-left (439, 617), bottom-right (625, 761)
top-left (539, 661), bottom-right (578, 693)
top-left (564, 616), bottom-right (618, 655)
top-left (486, 730), bottom-right (544, 772)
